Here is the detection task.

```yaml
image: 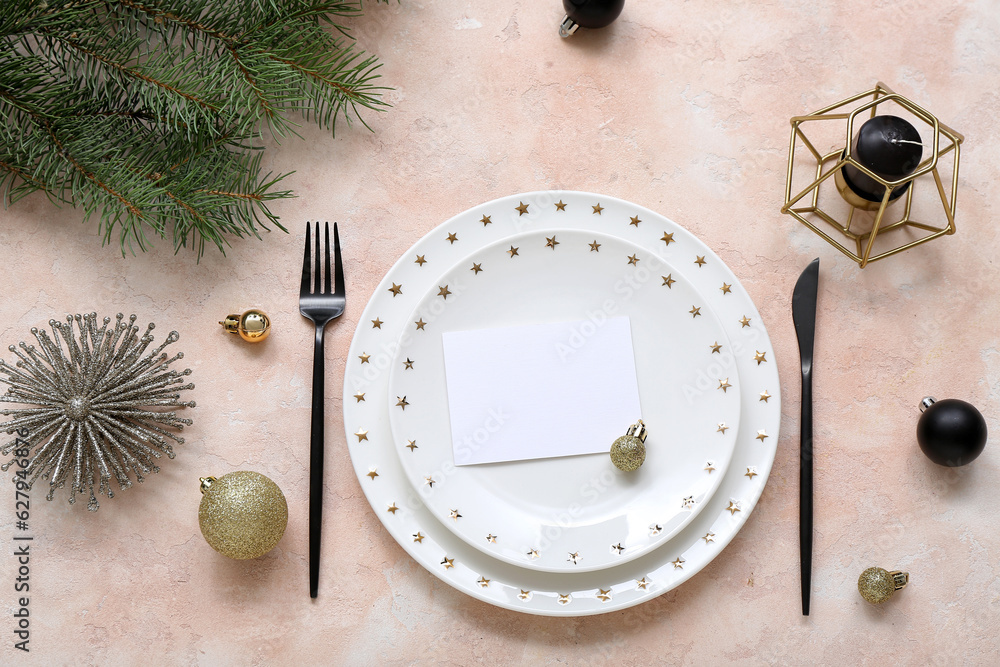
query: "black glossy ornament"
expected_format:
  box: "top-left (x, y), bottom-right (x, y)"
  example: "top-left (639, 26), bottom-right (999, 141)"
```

top-left (916, 397), bottom-right (987, 467)
top-left (559, 0), bottom-right (625, 37)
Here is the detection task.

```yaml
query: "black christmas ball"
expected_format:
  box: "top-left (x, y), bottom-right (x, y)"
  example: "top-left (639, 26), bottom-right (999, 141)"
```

top-left (916, 397), bottom-right (987, 467)
top-left (560, 0), bottom-right (625, 37)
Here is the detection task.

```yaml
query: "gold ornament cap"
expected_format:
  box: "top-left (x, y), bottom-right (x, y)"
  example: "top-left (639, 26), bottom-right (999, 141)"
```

top-left (198, 471), bottom-right (288, 559)
top-left (611, 419), bottom-right (647, 472)
top-left (220, 309), bottom-right (271, 342)
top-left (858, 566), bottom-right (909, 604)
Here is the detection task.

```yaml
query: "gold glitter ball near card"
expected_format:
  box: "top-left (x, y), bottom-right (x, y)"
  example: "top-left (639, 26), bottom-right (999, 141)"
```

top-left (611, 419), bottom-right (648, 472)
top-left (199, 471), bottom-right (288, 560)
top-left (0, 313), bottom-right (194, 511)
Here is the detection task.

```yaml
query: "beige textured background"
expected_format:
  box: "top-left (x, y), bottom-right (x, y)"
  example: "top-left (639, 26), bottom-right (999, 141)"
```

top-left (2, 1), bottom-right (999, 664)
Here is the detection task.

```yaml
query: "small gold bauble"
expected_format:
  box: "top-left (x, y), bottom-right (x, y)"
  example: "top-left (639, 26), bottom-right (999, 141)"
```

top-left (198, 471), bottom-right (288, 559)
top-left (858, 566), bottom-right (909, 604)
top-left (611, 419), bottom-right (648, 472)
top-left (611, 436), bottom-right (646, 471)
top-left (220, 309), bottom-right (271, 342)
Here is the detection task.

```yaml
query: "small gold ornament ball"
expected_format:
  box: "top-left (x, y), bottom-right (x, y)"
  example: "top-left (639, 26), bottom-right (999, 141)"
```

top-left (611, 434), bottom-right (646, 472)
top-left (858, 567), bottom-right (896, 604)
top-left (220, 309), bottom-right (271, 342)
top-left (198, 471), bottom-right (288, 559)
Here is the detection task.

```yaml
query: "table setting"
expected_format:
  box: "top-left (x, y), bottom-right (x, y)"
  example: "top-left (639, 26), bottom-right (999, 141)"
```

top-left (1, 0), bottom-right (998, 664)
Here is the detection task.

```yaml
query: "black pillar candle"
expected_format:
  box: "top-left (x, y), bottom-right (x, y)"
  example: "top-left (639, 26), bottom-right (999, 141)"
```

top-left (839, 115), bottom-right (923, 205)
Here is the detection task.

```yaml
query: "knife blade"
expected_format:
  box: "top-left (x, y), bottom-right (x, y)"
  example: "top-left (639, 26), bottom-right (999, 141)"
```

top-left (792, 257), bottom-right (819, 616)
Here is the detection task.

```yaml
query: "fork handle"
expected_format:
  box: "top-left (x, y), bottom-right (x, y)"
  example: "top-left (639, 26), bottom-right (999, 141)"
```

top-left (309, 324), bottom-right (326, 599)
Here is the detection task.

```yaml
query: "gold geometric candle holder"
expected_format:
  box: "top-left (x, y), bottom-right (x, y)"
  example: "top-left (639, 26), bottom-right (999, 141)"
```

top-left (781, 82), bottom-right (964, 267)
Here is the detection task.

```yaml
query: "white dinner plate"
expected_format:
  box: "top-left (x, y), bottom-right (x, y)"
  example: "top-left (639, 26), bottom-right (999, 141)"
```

top-left (386, 228), bottom-right (741, 573)
top-left (343, 191), bottom-right (780, 616)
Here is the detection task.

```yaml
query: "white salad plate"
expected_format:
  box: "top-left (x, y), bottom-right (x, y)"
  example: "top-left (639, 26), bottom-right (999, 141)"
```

top-left (385, 228), bottom-right (741, 573)
top-left (343, 191), bottom-right (780, 616)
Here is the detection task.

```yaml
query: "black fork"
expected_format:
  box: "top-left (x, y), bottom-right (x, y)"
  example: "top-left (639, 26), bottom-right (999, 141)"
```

top-left (299, 221), bottom-right (346, 598)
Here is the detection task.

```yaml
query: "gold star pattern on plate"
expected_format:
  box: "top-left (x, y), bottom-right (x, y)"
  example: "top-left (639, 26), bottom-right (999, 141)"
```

top-left (366, 467), bottom-right (378, 480)
top-left (705, 461), bottom-right (716, 473)
top-left (627, 254), bottom-right (640, 266)
top-left (636, 577), bottom-right (649, 590)
top-left (629, 215), bottom-right (641, 227)
top-left (662, 274), bottom-right (676, 288)
top-left (446, 232), bottom-right (458, 244)
top-left (661, 232), bottom-right (675, 246)
top-left (507, 245), bottom-right (519, 258)
top-left (589, 240), bottom-right (601, 252)
top-left (567, 552), bottom-right (581, 565)
top-left (413, 532), bottom-right (425, 543)
top-left (545, 235), bottom-right (560, 249)
top-left (592, 203), bottom-right (604, 215)
top-left (597, 588), bottom-right (612, 602)
top-left (754, 350), bottom-right (767, 365)
top-left (611, 543), bottom-right (625, 555)
top-left (396, 396), bottom-right (409, 410)
top-left (414, 319), bottom-right (426, 331)
top-left (694, 255), bottom-right (707, 267)
top-left (558, 593), bottom-right (572, 605)
top-left (354, 429), bottom-right (369, 442)
top-left (760, 390), bottom-right (771, 402)
top-left (389, 283), bottom-right (403, 297)
top-left (555, 200), bottom-right (566, 211)
top-left (649, 523), bottom-right (662, 536)
top-left (739, 315), bottom-right (752, 327)
top-left (702, 532), bottom-right (715, 543)
top-left (477, 576), bottom-right (490, 588)
top-left (480, 214), bottom-right (492, 226)
top-left (387, 503), bottom-right (399, 514)
top-left (414, 255), bottom-right (427, 267)
top-left (441, 557), bottom-right (455, 569)
top-left (672, 557), bottom-right (685, 569)
top-left (710, 341), bottom-right (722, 353)
top-left (726, 500), bottom-right (741, 515)
top-left (403, 358), bottom-right (415, 370)
top-left (371, 317), bottom-right (383, 329)
top-left (518, 590), bottom-right (531, 600)
top-left (526, 549), bottom-right (540, 560)
top-left (515, 201), bottom-right (529, 215)
top-left (359, 352), bottom-right (370, 363)
top-left (437, 285), bottom-right (452, 300)
top-left (720, 283), bottom-right (732, 294)
top-left (486, 534), bottom-right (497, 544)
top-left (449, 509), bottom-right (462, 521)
top-left (406, 440), bottom-right (418, 452)
top-left (717, 423), bottom-right (729, 434)
top-left (681, 496), bottom-right (695, 509)
top-left (718, 378), bottom-right (732, 393)
top-left (424, 475), bottom-right (435, 488)
top-left (690, 306), bottom-right (701, 317)
top-left (353, 392), bottom-right (366, 402)
top-left (745, 467), bottom-right (759, 480)
top-left (756, 430), bottom-right (769, 442)
top-left (470, 262), bottom-right (483, 275)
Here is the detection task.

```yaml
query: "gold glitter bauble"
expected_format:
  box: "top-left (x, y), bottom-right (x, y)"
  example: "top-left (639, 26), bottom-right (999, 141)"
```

top-left (198, 471), bottom-right (288, 559)
top-left (611, 435), bottom-right (646, 472)
top-left (858, 566), bottom-right (909, 604)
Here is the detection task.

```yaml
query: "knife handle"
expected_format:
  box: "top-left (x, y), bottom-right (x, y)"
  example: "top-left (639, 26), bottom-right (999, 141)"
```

top-left (800, 368), bottom-right (813, 616)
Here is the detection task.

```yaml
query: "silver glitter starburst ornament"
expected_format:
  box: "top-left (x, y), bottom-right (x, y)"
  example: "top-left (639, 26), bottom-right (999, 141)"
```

top-left (0, 313), bottom-right (195, 511)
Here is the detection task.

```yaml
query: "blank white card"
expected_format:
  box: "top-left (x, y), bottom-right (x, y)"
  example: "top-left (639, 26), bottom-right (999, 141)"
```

top-left (442, 316), bottom-right (642, 466)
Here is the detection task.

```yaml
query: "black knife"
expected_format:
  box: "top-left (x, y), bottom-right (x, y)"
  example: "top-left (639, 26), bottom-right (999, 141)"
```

top-left (792, 257), bottom-right (819, 616)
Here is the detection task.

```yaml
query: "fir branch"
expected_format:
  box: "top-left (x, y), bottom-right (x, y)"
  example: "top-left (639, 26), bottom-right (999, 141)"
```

top-left (0, 0), bottom-right (390, 257)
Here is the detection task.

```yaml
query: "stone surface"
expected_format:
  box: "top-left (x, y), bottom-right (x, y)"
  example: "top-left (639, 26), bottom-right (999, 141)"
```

top-left (2, 1), bottom-right (998, 663)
